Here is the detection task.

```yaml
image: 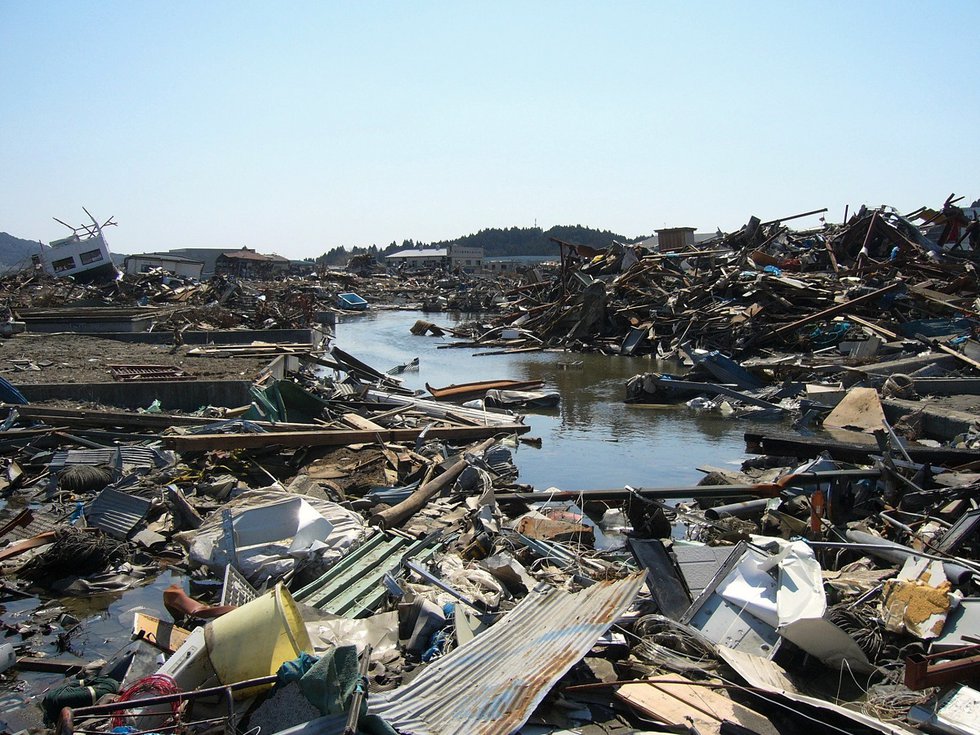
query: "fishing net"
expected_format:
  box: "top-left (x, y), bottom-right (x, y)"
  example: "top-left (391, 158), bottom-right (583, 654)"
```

top-left (19, 526), bottom-right (130, 585)
top-left (58, 465), bottom-right (115, 493)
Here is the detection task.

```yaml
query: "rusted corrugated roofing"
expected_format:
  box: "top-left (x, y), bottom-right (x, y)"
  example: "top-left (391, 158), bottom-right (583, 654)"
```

top-left (369, 571), bottom-right (645, 735)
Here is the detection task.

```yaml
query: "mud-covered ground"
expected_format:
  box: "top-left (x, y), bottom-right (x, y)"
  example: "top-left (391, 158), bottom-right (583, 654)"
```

top-left (0, 333), bottom-right (272, 385)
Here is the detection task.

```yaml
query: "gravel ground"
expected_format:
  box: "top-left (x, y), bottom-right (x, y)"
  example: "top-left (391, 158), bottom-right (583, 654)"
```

top-left (0, 333), bottom-right (273, 385)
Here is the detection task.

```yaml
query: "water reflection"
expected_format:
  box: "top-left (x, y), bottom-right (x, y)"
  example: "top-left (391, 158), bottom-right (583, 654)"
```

top-left (335, 310), bottom-right (749, 490)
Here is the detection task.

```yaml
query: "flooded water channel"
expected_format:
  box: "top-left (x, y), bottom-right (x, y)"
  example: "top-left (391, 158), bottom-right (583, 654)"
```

top-left (3, 309), bottom-right (752, 729)
top-left (335, 309), bottom-right (749, 489)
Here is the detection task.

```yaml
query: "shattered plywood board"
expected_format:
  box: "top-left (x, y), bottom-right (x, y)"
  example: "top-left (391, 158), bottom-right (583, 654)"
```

top-left (823, 387), bottom-right (886, 433)
top-left (132, 613), bottom-right (191, 654)
top-left (616, 674), bottom-right (779, 735)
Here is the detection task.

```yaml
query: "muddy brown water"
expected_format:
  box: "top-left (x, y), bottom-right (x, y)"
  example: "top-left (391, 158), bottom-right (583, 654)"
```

top-left (1, 309), bottom-right (752, 728)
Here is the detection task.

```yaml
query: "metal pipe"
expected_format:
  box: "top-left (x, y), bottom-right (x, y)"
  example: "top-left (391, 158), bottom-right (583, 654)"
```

top-left (819, 531), bottom-right (977, 584)
top-left (403, 559), bottom-right (487, 617)
top-left (343, 644), bottom-right (373, 735)
top-left (760, 207), bottom-right (829, 227)
top-left (494, 485), bottom-right (778, 503)
top-left (61, 675), bottom-right (277, 718)
top-left (704, 498), bottom-right (770, 520)
top-left (494, 469), bottom-right (881, 503)
top-left (371, 438), bottom-right (496, 529)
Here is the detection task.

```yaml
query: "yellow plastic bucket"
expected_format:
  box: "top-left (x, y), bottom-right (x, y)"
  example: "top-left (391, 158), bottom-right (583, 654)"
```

top-left (204, 583), bottom-right (312, 697)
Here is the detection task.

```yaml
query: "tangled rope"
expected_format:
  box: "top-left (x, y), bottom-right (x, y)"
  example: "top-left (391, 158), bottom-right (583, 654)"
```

top-left (632, 614), bottom-right (719, 674)
top-left (110, 674), bottom-right (182, 728)
top-left (826, 602), bottom-right (884, 662)
top-left (862, 683), bottom-right (936, 722)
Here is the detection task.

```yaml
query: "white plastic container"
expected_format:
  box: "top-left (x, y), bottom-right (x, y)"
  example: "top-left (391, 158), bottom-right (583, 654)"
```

top-left (0, 642), bottom-right (15, 674)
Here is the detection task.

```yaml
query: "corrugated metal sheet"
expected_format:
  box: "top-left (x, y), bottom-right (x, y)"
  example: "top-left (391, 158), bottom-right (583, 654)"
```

top-left (294, 531), bottom-right (440, 617)
top-left (86, 487), bottom-right (152, 539)
top-left (0, 508), bottom-right (60, 543)
top-left (49, 446), bottom-right (172, 470)
top-left (369, 571), bottom-right (646, 735)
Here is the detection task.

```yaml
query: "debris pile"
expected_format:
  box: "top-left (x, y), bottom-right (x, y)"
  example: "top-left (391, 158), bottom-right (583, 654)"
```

top-left (442, 198), bottom-right (980, 363)
top-left (2, 196), bottom-right (980, 734)
top-left (0, 334), bottom-right (976, 735)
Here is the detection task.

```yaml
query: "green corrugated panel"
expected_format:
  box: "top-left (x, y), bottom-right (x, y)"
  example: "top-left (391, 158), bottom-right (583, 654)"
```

top-left (294, 532), bottom-right (441, 617)
top-left (330, 543), bottom-right (440, 617)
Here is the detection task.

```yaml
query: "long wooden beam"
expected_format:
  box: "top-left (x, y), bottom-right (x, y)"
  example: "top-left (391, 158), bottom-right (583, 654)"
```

top-left (0, 404), bottom-right (321, 432)
top-left (749, 281), bottom-right (904, 346)
top-left (164, 423), bottom-right (529, 451)
top-left (745, 429), bottom-right (980, 465)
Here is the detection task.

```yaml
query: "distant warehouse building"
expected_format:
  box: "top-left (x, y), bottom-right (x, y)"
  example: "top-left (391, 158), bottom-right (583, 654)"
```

top-left (165, 248), bottom-right (239, 278)
top-left (386, 244), bottom-right (483, 274)
top-left (484, 255), bottom-right (557, 275)
top-left (215, 247), bottom-right (290, 279)
top-left (124, 253), bottom-right (205, 279)
top-left (654, 227), bottom-right (697, 251)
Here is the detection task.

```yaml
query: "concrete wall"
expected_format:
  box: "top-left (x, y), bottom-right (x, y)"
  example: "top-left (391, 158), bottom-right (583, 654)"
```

top-left (15, 380), bottom-right (252, 411)
top-left (60, 328), bottom-right (326, 345)
top-left (23, 314), bottom-right (159, 334)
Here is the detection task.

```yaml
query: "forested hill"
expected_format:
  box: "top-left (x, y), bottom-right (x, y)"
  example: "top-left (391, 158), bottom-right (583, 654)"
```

top-left (396, 225), bottom-right (635, 257)
top-left (0, 232), bottom-right (41, 271)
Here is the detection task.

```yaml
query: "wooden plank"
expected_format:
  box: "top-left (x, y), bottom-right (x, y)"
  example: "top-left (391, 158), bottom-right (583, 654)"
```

top-left (909, 283), bottom-right (980, 320)
top-left (616, 675), bottom-right (778, 735)
top-left (341, 413), bottom-right (386, 432)
top-left (846, 313), bottom-right (900, 341)
top-left (745, 429), bottom-right (980, 466)
top-left (15, 657), bottom-right (84, 674)
top-left (0, 531), bottom-right (56, 562)
top-left (0, 404), bottom-right (325, 432)
top-left (935, 341), bottom-right (980, 372)
top-left (133, 612), bottom-right (190, 654)
top-left (164, 423), bottom-right (530, 452)
top-left (0, 508), bottom-right (33, 539)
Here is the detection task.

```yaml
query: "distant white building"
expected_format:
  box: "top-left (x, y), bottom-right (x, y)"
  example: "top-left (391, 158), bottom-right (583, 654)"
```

top-left (124, 253), bottom-right (205, 279)
top-left (386, 247), bottom-right (449, 270)
top-left (165, 248), bottom-right (242, 277)
top-left (385, 244), bottom-right (484, 274)
top-left (38, 210), bottom-right (118, 282)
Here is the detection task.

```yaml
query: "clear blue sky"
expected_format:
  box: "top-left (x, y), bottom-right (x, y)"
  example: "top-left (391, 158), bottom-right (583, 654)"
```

top-left (2, 2), bottom-right (977, 259)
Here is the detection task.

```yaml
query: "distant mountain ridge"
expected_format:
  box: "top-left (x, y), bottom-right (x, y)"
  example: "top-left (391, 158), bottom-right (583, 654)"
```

top-left (0, 232), bottom-right (41, 272)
